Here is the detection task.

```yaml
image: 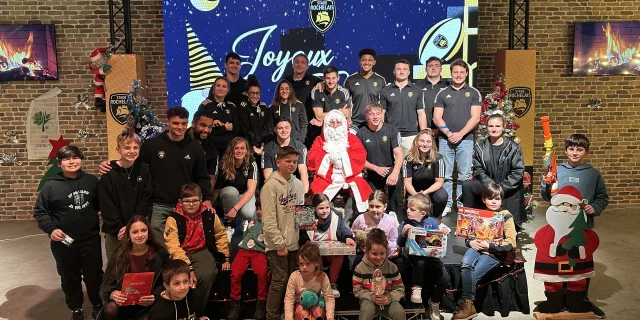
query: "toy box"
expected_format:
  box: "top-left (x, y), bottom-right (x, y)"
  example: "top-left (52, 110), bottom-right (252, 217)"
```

top-left (406, 228), bottom-right (448, 257)
top-left (317, 241), bottom-right (356, 256)
top-left (455, 207), bottom-right (504, 245)
top-left (294, 205), bottom-right (316, 229)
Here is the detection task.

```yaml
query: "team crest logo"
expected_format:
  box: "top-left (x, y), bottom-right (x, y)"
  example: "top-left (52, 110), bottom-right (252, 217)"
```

top-left (382, 136), bottom-right (388, 142)
top-left (335, 98), bottom-right (340, 104)
top-left (292, 107), bottom-right (296, 112)
top-left (433, 34), bottom-right (449, 49)
top-left (250, 113), bottom-right (254, 117)
top-left (509, 87), bottom-right (533, 118)
top-left (137, 176), bottom-right (142, 182)
top-left (309, 0), bottom-right (336, 33)
top-left (408, 92), bottom-right (414, 97)
top-left (261, 112), bottom-right (265, 117)
top-left (109, 93), bottom-right (130, 125)
top-left (73, 193), bottom-right (85, 206)
top-left (225, 109), bottom-right (230, 114)
top-left (158, 151), bottom-right (165, 159)
top-left (373, 82), bottom-right (378, 87)
top-left (465, 92), bottom-right (470, 97)
top-left (305, 80), bottom-right (310, 86)
top-left (241, 102), bottom-right (247, 107)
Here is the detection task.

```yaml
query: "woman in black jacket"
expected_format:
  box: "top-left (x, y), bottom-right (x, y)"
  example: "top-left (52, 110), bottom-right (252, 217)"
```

top-left (99, 215), bottom-right (169, 320)
top-left (199, 77), bottom-right (240, 155)
top-left (264, 79), bottom-right (308, 144)
top-left (237, 74), bottom-right (268, 156)
top-left (461, 113), bottom-right (526, 226)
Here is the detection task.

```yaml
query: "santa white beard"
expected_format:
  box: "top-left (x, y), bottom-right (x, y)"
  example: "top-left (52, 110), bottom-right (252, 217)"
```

top-left (546, 205), bottom-right (582, 244)
top-left (323, 125), bottom-right (348, 153)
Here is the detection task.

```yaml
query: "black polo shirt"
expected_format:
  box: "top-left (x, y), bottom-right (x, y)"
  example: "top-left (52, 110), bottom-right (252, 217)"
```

top-left (261, 139), bottom-right (307, 171)
top-left (416, 78), bottom-right (449, 129)
top-left (311, 85), bottom-right (352, 113)
top-left (356, 123), bottom-right (401, 168)
top-left (214, 160), bottom-right (258, 194)
top-left (227, 76), bottom-right (247, 107)
top-left (402, 154), bottom-right (445, 192)
top-left (285, 73), bottom-right (322, 121)
top-left (344, 72), bottom-right (386, 127)
top-left (380, 81), bottom-right (425, 137)
top-left (433, 83), bottom-right (482, 141)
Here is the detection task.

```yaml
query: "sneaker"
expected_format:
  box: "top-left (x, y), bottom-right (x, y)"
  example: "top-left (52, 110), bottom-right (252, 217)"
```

top-left (254, 300), bottom-right (266, 320)
top-left (331, 283), bottom-right (341, 298)
top-left (91, 303), bottom-right (102, 320)
top-left (410, 286), bottom-right (422, 304)
top-left (227, 299), bottom-right (241, 320)
top-left (70, 309), bottom-right (85, 320)
top-left (442, 207), bottom-right (452, 217)
top-left (452, 299), bottom-right (477, 320)
top-left (428, 299), bottom-right (441, 320)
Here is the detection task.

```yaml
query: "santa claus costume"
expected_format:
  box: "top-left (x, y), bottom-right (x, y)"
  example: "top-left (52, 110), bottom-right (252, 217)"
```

top-left (533, 186), bottom-right (599, 314)
top-left (89, 47), bottom-right (111, 112)
top-left (307, 110), bottom-right (373, 213)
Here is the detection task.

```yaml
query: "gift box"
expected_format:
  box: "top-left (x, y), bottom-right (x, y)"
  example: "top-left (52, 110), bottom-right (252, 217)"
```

top-left (317, 241), bottom-right (356, 256)
top-left (455, 207), bottom-right (504, 245)
top-left (406, 228), bottom-right (448, 257)
top-left (295, 205), bottom-right (316, 229)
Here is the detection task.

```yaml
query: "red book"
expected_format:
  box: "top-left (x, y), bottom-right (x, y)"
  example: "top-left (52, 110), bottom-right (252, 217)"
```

top-left (121, 272), bottom-right (155, 306)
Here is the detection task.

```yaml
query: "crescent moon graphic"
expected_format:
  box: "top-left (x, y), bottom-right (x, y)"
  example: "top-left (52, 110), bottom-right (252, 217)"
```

top-left (190, 0), bottom-right (220, 12)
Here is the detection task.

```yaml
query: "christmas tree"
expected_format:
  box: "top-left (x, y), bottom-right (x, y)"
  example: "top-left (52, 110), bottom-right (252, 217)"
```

top-left (477, 74), bottom-right (520, 142)
top-left (561, 209), bottom-right (589, 267)
top-left (125, 79), bottom-right (163, 141)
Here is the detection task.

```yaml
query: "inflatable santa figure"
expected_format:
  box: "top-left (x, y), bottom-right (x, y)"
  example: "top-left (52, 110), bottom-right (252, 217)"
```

top-left (88, 47), bottom-right (113, 112)
top-left (307, 110), bottom-right (373, 212)
top-left (533, 186), bottom-right (599, 314)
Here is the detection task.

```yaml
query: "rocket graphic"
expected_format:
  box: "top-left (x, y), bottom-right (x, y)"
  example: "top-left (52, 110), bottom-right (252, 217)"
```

top-left (180, 21), bottom-right (223, 122)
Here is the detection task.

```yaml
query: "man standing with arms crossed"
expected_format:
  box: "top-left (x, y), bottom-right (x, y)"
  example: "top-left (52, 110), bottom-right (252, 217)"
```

top-left (343, 48), bottom-right (387, 131)
top-left (433, 59), bottom-right (481, 216)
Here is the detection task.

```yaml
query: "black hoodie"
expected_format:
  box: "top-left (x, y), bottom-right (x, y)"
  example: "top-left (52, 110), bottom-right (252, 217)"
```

top-left (139, 131), bottom-right (212, 204)
top-left (147, 290), bottom-right (196, 320)
top-left (98, 160), bottom-right (153, 235)
top-left (34, 171), bottom-right (100, 243)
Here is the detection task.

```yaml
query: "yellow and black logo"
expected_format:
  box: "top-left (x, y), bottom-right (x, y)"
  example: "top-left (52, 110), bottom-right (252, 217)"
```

top-left (109, 93), bottom-right (130, 125)
top-left (509, 87), bottom-right (533, 118)
top-left (309, 0), bottom-right (336, 33)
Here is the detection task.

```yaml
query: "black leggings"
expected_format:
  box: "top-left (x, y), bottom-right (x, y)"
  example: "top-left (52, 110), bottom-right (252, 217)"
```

top-left (102, 301), bottom-right (148, 320)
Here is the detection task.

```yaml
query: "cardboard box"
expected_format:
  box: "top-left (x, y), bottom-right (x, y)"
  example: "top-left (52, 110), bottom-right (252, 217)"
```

top-left (294, 205), bottom-right (316, 229)
top-left (455, 211), bottom-right (504, 245)
top-left (317, 241), bottom-right (356, 256)
top-left (406, 228), bottom-right (448, 258)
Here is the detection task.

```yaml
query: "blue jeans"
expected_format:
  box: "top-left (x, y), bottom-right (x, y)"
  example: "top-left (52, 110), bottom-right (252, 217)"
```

top-left (460, 248), bottom-right (500, 301)
top-left (439, 138), bottom-right (473, 207)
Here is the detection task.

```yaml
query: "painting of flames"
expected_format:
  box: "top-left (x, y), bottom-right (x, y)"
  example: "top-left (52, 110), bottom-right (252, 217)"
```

top-left (0, 24), bottom-right (58, 81)
top-left (573, 22), bottom-right (640, 76)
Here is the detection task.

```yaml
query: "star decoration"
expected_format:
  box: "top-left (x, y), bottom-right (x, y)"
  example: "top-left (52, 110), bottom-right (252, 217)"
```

top-left (47, 136), bottom-right (71, 160)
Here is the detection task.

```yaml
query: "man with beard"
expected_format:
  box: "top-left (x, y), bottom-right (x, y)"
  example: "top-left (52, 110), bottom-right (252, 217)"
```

top-left (343, 48), bottom-right (386, 130)
top-left (225, 52), bottom-right (247, 107)
top-left (188, 110), bottom-right (218, 194)
top-left (284, 53), bottom-right (322, 148)
top-left (308, 110), bottom-right (372, 217)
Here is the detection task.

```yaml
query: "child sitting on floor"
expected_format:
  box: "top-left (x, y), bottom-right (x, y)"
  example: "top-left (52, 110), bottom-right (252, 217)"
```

top-left (300, 193), bottom-right (357, 298)
top-left (452, 183), bottom-right (517, 320)
top-left (351, 190), bottom-right (399, 260)
top-left (284, 242), bottom-right (336, 320)
top-left (353, 228), bottom-right (406, 320)
top-left (148, 259), bottom-right (209, 320)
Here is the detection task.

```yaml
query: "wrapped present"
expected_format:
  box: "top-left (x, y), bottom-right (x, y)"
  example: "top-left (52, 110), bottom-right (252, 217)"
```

top-left (316, 241), bottom-right (356, 256)
top-left (295, 205), bottom-right (317, 229)
top-left (406, 227), bottom-right (448, 258)
top-left (455, 207), bottom-right (504, 245)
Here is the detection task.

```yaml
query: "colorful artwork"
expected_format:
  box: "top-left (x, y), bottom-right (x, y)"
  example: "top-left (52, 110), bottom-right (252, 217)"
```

top-left (406, 227), bottom-right (449, 258)
top-left (317, 241), bottom-right (356, 256)
top-left (455, 212), bottom-right (504, 245)
top-left (294, 205), bottom-right (316, 229)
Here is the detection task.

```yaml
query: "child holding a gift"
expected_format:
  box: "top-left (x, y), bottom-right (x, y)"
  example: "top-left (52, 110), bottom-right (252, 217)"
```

top-left (396, 194), bottom-right (447, 319)
top-left (300, 193), bottom-right (357, 298)
top-left (284, 242), bottom-right (335, 320)
top-left (452, 183), bottom-right (517, 320)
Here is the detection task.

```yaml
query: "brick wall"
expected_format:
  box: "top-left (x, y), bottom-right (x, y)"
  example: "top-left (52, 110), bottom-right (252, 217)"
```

top-left (0, 0), bottom-right (637, 219)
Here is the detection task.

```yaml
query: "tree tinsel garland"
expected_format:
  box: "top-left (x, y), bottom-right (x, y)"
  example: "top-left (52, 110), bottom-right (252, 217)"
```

top-left (124, 80), bottom-right (164, 141)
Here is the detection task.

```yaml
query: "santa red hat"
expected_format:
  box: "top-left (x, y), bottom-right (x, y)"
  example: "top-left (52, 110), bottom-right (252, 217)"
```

top-left (90, 47), bottom-right (109, 62)
top-left (550, 185), bottom-right (583, 206)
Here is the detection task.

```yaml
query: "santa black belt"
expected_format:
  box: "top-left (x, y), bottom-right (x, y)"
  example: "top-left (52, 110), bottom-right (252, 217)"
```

top-left (534, 261), bottom-right (594, 273)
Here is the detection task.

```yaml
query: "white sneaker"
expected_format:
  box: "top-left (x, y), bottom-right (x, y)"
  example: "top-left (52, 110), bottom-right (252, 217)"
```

top-left (428, 299), bottom-right (441, 320)
top-left (331, 283), bottom-right (340, 298)
top-left (442, 207), bottom-right (452, 217)
top-left (410, 286), bottom-right (422, 304)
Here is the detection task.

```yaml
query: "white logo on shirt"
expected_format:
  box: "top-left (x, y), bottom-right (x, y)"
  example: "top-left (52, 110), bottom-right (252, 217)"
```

top-left (365, 139), bottom-right (371, 143)
top-left (355, 82), bottom-right (360, 85)
top-left (184, 155), bottom-right (191, 160)
top-left (569, 177), bottom-right (580, 183)
top-left (445, 94), bottom-right (452, 98)
top-left (390, 93), bottom-right (395, 97)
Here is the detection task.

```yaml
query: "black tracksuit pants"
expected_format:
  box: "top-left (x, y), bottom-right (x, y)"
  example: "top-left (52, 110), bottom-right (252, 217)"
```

top-left (50, 235), bottom-right (103, 310)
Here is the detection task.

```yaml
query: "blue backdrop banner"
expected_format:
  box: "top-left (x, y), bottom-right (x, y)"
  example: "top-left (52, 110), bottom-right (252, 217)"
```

top-left (163, 0), bottom-right (478, 117)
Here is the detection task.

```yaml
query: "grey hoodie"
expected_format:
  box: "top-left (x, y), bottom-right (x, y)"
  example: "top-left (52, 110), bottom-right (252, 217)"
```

top-left (262, 171), bottom-right (304, 251)
top-left (541, 162), bottom-right (609, 228)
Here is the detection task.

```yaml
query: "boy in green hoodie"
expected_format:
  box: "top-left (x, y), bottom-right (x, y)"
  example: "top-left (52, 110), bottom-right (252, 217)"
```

top-left (262, 146), bottom-right (305, 320)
